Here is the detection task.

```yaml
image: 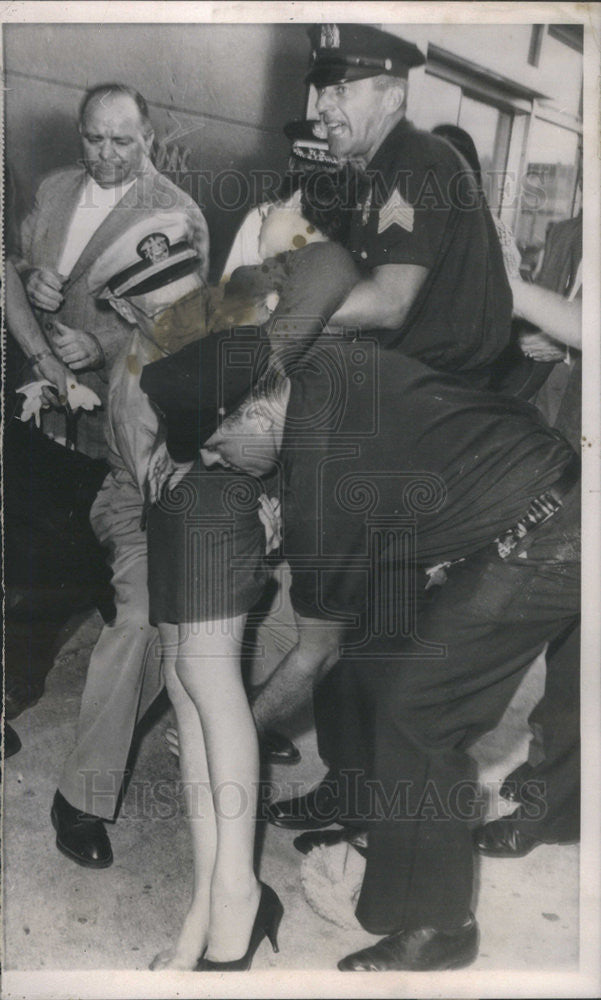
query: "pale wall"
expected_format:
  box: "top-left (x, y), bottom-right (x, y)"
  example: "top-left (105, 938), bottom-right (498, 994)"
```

top-left (4, 23), bottom-right (310, 277)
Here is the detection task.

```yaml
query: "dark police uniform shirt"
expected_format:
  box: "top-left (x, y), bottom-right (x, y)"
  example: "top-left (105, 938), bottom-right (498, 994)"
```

top-left (281, 339), bottom-right (576, 623)
top-left (346, 119), bottom-right (512, 386)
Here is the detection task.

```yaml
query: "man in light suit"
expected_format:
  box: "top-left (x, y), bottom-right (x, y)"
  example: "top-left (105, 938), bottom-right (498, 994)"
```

top-left (10, 83), bottom-right (209, 868)
top-left (13, 82), bottom-right (208, 458)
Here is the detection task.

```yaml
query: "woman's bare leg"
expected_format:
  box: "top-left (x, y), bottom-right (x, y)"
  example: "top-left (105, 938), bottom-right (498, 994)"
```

top-left (174, 615), bottom-right (261, 963)
top-left (150, 623), bottom-right (215, 970)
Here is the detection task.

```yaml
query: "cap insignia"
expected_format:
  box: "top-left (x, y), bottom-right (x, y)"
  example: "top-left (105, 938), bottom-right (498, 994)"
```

top-left (137, 233), bottom-right (170, 264)
top-left (320, 23), bottom-right (340, 49)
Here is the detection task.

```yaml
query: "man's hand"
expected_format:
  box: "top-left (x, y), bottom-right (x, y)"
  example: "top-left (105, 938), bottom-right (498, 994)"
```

top-left (258, 494), bottom-right (282, 554)
top-left (519, 330), bottom-right (566, 363)
top-left (32, 353), bottom-right (70, 407)
top-left (24, 267), bottom-right (64, 312)
top-left (146, 441), bottom-right (194, 504)
top-left (16, 377), bottom-right (101, 427)
top-left (52, 320), bottom-right (105, 371)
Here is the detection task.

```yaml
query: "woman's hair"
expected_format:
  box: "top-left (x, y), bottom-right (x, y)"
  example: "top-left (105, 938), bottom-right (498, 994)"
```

top-left (431, 124), bottom-right (483, 189)
top-left (300, 166), bottom-right (361, 244)
top-left (224, 364), bottom-right (288, 428)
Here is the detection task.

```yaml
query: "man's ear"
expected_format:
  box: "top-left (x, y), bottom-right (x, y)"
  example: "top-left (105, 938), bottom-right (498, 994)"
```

top-left (384, 79), bottom-right (407, 116)
top-left (142, 128), bottom-right (155, 156)
top-left (108, 295), bottom-right (137, 325)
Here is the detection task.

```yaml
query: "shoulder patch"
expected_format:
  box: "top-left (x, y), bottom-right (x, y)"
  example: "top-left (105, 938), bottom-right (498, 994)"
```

top-left (377, 188), bottom-right (414, 234)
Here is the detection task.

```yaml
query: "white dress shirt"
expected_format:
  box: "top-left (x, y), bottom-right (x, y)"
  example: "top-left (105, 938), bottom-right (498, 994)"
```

top-left (57, 175), bottom-right (136, 277)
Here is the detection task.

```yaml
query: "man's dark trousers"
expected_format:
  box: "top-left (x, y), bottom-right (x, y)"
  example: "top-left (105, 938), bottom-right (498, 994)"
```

top-left (314, 488), bottom-right (580, 935)
top-left (508, 619), bottom-right (580, 843)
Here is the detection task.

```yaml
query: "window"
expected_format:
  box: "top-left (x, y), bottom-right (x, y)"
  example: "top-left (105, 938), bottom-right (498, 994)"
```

top-left (527, 26), bottom-right (545, 67)
top-left (516, 117), bottom-right (581, 262)
top-left (457, 95), bottom-right (511, 214)
top-left (418, 73), bottom-right (512, 215)
top-left (411, 74), bottom-right (462, 131)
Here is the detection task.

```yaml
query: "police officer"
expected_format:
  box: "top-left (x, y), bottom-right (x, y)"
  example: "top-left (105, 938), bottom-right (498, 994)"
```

top-left (146, 332), bottom-right (579, 970)
top-left (262, 22), bottom-right (514, 822)
top-left (306, 23), bottom-right (512, 386)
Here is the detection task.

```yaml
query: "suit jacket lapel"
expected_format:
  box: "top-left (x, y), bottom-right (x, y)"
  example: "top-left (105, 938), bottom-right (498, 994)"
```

top-left (42, 171), bottom-right (87, 271)
top-left (64, 162), bottom-right (160, 292)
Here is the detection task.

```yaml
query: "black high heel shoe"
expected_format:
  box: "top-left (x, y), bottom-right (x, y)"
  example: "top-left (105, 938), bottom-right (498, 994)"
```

top-left (195, 883), bottom-right (283, 972)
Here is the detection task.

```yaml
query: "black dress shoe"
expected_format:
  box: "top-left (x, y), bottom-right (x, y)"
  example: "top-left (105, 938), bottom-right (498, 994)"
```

top-left (4, 723), bottom-right (22, 758)
top-left (267, 782), bottom-right (340, 830)
top-left (51, 790), bottom-right (113, 869)
top-left (472, 813), bottom-right (542, 857)
top-left (260, 730), bottom-right (301, 765)
top-left (338, 915), bottom-right (479, 971)
top-left (293, 826), bottom-right (368, 858)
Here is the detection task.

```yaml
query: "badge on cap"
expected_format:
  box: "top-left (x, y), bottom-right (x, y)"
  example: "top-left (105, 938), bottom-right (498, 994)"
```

top-left (137, 233), bottom-right (170, 264)
top-left (320, 23), bottom-right (340, 49)
top-left (377, 189), bottom-right (414, 234)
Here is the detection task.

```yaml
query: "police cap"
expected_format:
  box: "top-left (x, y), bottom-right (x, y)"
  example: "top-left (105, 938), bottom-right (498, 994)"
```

top-left (306, 23), bottom-right (425, 88)
top-left (283, 118), bottom-right (339, 167)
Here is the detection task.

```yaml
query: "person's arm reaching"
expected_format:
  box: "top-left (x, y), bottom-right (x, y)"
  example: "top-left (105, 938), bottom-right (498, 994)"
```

top-left (327, 262), bottom-right (429, 330)
top-left (511, 276), bottom-right (582, 356)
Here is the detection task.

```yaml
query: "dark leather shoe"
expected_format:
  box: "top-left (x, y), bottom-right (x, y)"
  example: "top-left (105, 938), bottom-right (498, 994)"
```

top-left (4, 723), bottom-right (22, 758)
top-left (268, 782), bottom-right (340, 830)
top-left (472, 814), bottom-right (542, 857)
top-left (338, 915), bottom-right (479, 971)
top-left (51, 790), bottom-right (113, 869)
top-left (260, 730), bottom-right (301, 765)
top-left (294, 827), bottom-right (368, 858)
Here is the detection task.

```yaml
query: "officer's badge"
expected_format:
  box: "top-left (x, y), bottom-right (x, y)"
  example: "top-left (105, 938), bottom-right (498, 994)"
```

top-left (137, 233), bottom-right (170, 264)
top-left (377, 189), bottom-right (414, 234)
top-left (361, 188), bottom-right (373, 226)
top-left (320, 23), bottom-right (340, 49)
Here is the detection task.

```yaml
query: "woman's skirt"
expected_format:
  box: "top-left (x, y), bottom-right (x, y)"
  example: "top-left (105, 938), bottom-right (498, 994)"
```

top-left (147, 460), bottom-right (269, 624)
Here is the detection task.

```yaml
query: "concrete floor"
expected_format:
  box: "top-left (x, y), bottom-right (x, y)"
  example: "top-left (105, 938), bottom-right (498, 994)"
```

top-left (3, 600), bottom-right (581, 996)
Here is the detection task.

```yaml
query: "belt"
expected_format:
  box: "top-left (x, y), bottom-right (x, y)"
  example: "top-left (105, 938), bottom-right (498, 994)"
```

top-left (546, 452), bottom-right (581, 502)
top-left (495, 453), bottom-right (580, 559)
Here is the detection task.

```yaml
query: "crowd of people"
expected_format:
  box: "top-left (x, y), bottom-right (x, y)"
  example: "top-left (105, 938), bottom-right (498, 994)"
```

top-left (4, 23), bottom-right (582, 973)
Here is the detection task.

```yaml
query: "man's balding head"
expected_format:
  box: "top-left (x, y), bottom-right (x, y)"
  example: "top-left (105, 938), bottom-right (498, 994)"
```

top-left (79, 83), bottom-right (154, 188)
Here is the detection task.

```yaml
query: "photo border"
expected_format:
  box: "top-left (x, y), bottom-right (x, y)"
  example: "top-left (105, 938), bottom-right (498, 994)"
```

top-left (2, 3), bottom-right (599, 998)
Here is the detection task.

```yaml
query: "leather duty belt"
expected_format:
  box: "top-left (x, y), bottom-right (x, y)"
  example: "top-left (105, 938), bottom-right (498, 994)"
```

top-left (495, 453), bottom-right (580, 560)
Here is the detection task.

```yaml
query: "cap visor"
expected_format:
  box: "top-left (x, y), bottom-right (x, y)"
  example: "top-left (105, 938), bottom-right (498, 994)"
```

top-left (305, 63), bottom-right (381, 87)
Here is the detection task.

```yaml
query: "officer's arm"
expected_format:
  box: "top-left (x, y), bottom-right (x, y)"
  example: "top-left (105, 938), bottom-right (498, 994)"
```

top-left (327, 262), bottom-right (429, 330)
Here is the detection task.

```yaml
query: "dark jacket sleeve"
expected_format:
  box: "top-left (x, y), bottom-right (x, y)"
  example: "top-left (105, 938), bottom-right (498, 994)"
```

top-left (140, 330), bottom-right (270, 462)
top-left (140, 339), bottom-right (210, 462)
